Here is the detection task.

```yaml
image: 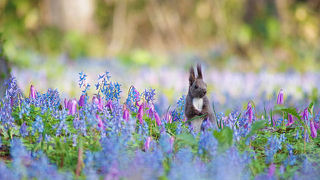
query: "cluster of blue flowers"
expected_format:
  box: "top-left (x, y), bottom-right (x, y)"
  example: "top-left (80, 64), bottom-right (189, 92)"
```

top-left (0, 72), bottom-right (319, 179)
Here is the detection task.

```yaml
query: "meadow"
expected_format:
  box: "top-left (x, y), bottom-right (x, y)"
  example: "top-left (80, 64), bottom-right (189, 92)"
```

top-left (0, 70), bottom-right (320, 180)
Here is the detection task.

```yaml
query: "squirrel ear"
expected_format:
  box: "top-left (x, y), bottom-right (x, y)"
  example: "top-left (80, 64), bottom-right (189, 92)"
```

top-left (197, 64), bottom-right (203, 79)
top-left (189, 67), bottom-right (195, 85)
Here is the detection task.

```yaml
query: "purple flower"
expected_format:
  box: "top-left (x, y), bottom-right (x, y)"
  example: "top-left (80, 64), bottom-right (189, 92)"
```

top-left (286, 114), bottom-right (294, 126)
top-left (310, 120), bottom-right (317, 138)
top-left (122, 107), bottom-right (129, 122)
top-left (68, 99), bottom-right (77, 115)
top-left (29, 85), bottom-right (36, 99)
top-left (106, 100), bottom-right (113, 111)
top-left (268, 163), bottom-right (276, 177)
top-left (147, 104), bottom-right (154, 119)
top-left (144, 136), bottom-right (151, 151)
top-left (137, 104), bottom-right (144, 124)
top-left (96, 114), bottom-right (104, 129)
top-left (277, 89), bottom-right (284, 105)
top-left (78, 94), bottom-right (86, 107)
top-left (92, 96), bottom-right (103, 111)
top-left (154, 111), bottom-right (161, 126)
top-left (246, 102), bottom-right (253, 123)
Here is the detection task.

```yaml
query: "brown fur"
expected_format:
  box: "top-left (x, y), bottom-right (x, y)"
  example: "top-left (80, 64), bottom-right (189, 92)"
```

top-left (185, 64), bottom-right (216, 130)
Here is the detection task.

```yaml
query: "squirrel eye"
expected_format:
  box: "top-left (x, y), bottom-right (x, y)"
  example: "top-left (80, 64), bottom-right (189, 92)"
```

top-left (195, 85), bottom-right (198, 89)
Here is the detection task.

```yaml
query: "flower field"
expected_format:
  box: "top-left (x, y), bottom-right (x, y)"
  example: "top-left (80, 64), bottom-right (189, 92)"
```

top-left (0, 71), bottom-right (320, 180)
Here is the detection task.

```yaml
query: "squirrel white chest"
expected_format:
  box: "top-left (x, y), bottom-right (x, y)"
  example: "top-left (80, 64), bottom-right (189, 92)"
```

top-left (192, 98), bottom-right (203, 112)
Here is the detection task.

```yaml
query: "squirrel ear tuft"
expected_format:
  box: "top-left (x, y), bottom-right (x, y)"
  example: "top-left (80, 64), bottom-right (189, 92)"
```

top-left (189, 67), bottom-right (195, 85)
top-left (197, 64), bottom-right (203, 79)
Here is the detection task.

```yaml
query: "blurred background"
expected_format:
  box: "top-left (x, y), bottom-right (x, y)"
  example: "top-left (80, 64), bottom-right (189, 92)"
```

top-left (0, 0), bottom-right (320, 107)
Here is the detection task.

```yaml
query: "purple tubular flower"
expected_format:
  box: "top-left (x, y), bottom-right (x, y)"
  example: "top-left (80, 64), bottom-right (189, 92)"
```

top-left (78, 94), bottom-right (86, 107)
top-left (154, 111), bottom-right (161, 126)
top-left (246, 102), bottom-right (253, 123)
top-left (277, 89), bottom-right (284, 105)
top-left (123, 107), bottom-right (129, 122)
top-left (286, 114), bottom-right (294, 126)
top-left (303, 108), bottom-right (309, 121)
top-left (106, 100), bottom-right (113, 111)
top-left (96, 114), bottom-right (104, 129)
top-left (137, 104), bottom-right (144, 124)
top-left (268, 163), bottom-right (276, 177)
top-left (147, 104), bottom-right (154, 119)
top-left (310, 120), bottom-right (317, 138)
top-left (68, 99), bottom-right (77, 115)
top-left (92, 96), bottom-right (99, 105)
top-left (144, 136), bottom-right (151, 151)
top-left (92, 96), bottom-right (103, 111)
top-left (29, 85), bottom-right (36, 99)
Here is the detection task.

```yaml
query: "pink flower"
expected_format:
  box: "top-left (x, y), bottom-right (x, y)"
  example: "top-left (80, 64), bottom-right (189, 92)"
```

top-left (144, 136), bottom-right (151, 151)
top-left (246, 102), bottom-right (253, 123)
top-left (268, 163), bottom-right (276, 177)
top-left (277, 89), bottom-right (284, 105)
top-left (122, 107), bottom-right (129, 122)
top-left (154, 111), bottom-right (161, 126)
top-left (137, 104), bottom-right (144, 124)
top-left (68, 99), bottom-right (77, 115)
top-left (147, 104), bottom-right (154, 119)
top-left (310, 120), bottom-right (317, 138)
top-left (78, 94), bottom-right (86, 107)
top-left (286, 114), bottom-right (294, 126)
top-left (96, 114), bottom-right (104, 129)
top-left (92, 96), bottom-right (103, 111)
top-left (29, 85), bottom-right (36, 99)
top-left (106, 100), bottom-right (113, 111)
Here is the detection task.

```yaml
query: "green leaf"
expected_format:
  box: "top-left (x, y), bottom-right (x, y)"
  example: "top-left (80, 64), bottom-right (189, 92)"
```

top-left (175, 133), bottom-right (198, 153)
top-left (213, 127), bottom-right (233, 152)
top-left (245, 120), bottom-right (266, 141)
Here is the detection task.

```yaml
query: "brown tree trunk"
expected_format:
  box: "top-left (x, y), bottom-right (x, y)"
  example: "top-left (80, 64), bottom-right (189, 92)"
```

top-left (0, 43), bottom-right (11, 98)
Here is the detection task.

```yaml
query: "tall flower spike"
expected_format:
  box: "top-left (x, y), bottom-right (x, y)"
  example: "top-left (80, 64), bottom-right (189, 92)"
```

top-left (277, 89), bottom-right (284, 105)
top-left (68, 99), bottom-right (77, 115)
top-left (154, 111), bottom-right (161, 126)
top-left (310, 120), bottom-right (317, 138)
top-left (29, 85), bottom-right (36, 99)
top-left (286, 114), bottom-right (294, 126)
top-left (246, 102), bottom-right (253, 123)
